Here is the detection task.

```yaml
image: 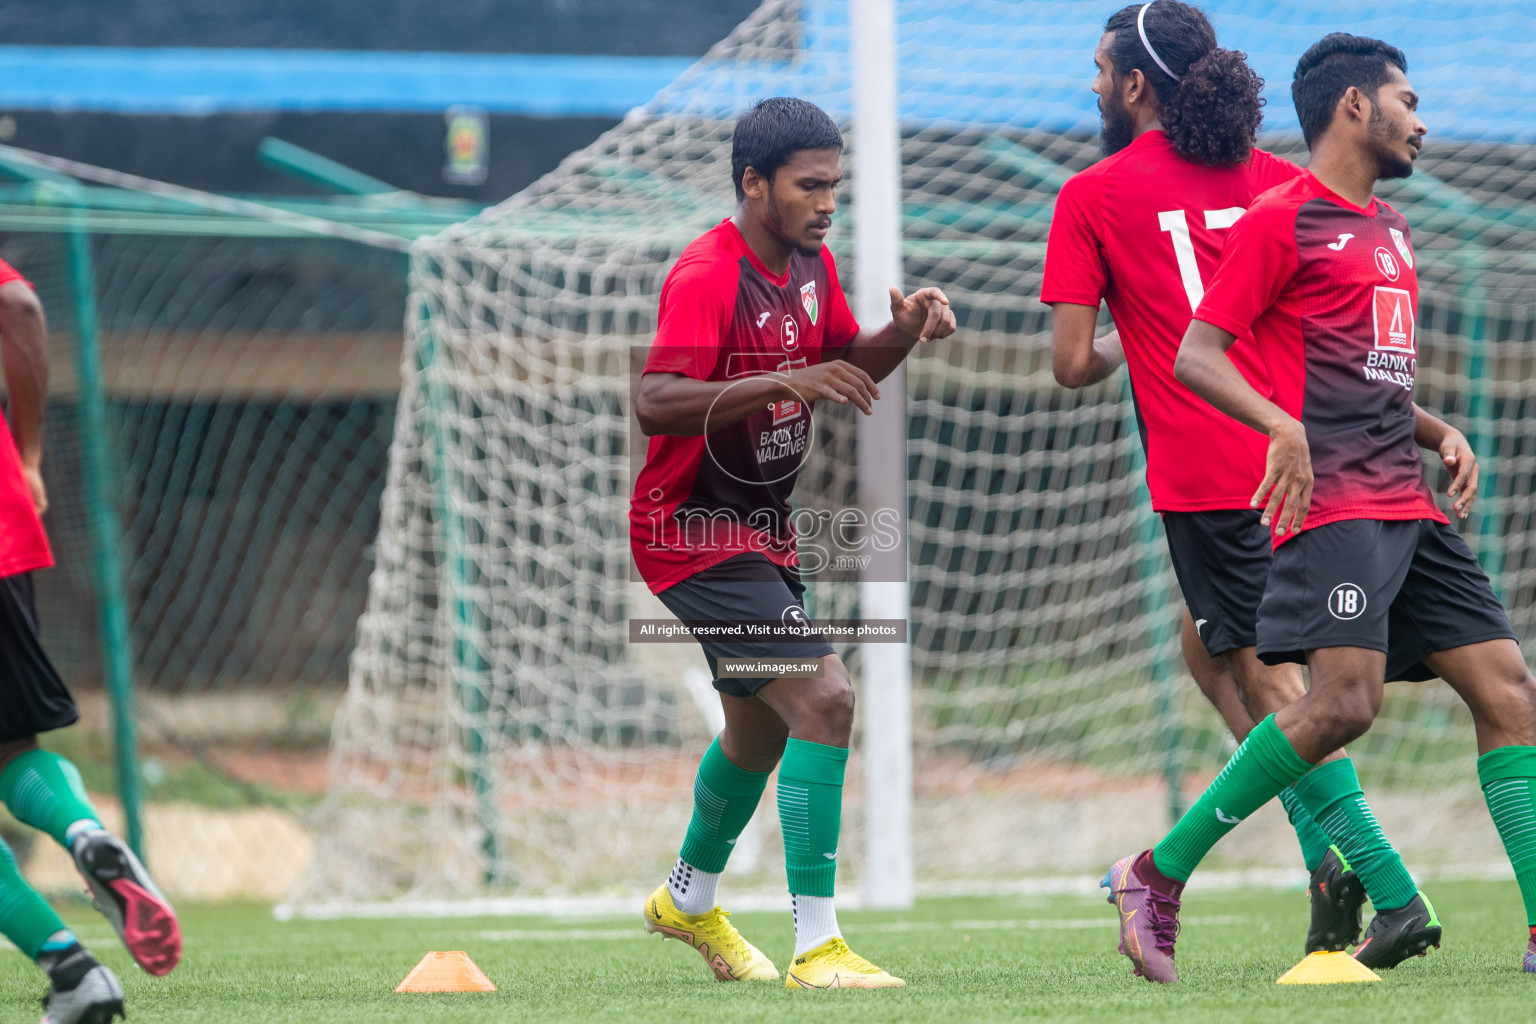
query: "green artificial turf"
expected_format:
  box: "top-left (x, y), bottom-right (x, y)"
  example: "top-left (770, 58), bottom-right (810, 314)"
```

top-left (2, 880), bottom-right (1529, 1023)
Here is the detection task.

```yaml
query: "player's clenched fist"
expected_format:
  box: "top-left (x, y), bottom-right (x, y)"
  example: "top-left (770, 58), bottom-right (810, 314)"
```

top-left (784, 359), bottom-right (880, 414)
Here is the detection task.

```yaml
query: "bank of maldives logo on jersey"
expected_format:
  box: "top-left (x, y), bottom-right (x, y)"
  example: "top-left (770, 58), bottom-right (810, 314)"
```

top-left (800, 281), bottom-right (819, 325)
top-left (1372, 287), bottom-right (1415, 355)
top-left (770, 397), bottom-right (800, 425)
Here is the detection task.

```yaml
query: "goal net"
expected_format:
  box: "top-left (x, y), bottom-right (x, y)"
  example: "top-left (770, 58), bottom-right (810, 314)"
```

top-left (298, 0), bottom-right (1536, 906)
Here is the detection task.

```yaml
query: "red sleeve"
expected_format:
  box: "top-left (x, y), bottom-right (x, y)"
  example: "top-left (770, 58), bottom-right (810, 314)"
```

top-left (1039, 172), bottom-right (1107, 306)
top-left (0, 258), bottom-right (31, 290)
top-left (1247, 149), bottom-right (1304, 193)
top-left (819, 247), bottom-right (860, 352)
top-left (643, 258), bottom-right (734, 379)
top-left (1193, 198), bottom-right (1299, 339)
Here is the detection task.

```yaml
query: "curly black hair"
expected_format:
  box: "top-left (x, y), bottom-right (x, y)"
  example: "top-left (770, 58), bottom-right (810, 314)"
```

top-left (1292, 34), bottom-right (1408, 148)
top-left (1103, 2), bottom-right (1264, 167)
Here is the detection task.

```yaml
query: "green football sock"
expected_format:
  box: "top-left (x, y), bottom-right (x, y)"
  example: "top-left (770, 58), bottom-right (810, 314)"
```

top-left (0, 836), bottom-right (72, 960)
top-left (1277, 786), bottom-right (1334, 873)
top-left (1478, 745), bottom-right (1536, 927)
top-left (0, 750), bottom-right (102, 850)
top-left (1152, 715), bottom-right (1313, 882)
top-left (678, 737), bottom-right (771, 873)
top-left (1291, 756), bottom-right (1417, 911)
top-left (778, 738), bottom-right (847, 897)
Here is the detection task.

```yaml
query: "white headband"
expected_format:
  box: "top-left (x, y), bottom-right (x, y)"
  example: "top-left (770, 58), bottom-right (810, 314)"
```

top-left (1137, 2), bottom-right (1181, 82)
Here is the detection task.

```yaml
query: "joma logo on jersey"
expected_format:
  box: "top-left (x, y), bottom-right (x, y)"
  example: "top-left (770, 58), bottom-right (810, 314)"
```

top-left (1372, 286), bottom-right (1415, 354)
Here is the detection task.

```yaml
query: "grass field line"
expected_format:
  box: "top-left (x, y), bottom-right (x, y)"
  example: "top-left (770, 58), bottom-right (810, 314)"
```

top-left (474, 914), bottom-right (1245, 943)
top-left (277, 861), bottom-right (1512, 921)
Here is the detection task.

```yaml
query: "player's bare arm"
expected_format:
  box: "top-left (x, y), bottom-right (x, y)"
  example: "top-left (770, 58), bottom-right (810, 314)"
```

top-left (826, 286), bottom-right (957, 384)
top-left (1048, 302), bottom-right (1124, 388)
top-left (1412, 405), bottom-right (1478, 519)
top-left (0, 280), bottom-right (48, 515)
top-left (635, 360), bottom-right (879, 436)
top-left (1175, 317), bottom-right (1311, 535)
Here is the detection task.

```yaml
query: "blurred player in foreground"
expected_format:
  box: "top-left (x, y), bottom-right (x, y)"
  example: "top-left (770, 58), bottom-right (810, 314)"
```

top-left (631, 97), bottom-right (954, 989)
top-left (1045, 1), bottom-right (1447, 965)
top-left (1107, 32), bottom-right (1536, 980)
top-left (0, 259), bottom-right (181, 1022)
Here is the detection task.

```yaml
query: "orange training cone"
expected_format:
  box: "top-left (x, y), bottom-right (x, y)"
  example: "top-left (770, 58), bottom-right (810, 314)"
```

top-left (395, 951), bottom-right (497, 992)
top-left (1275, 950), bottom-right (1381, 985)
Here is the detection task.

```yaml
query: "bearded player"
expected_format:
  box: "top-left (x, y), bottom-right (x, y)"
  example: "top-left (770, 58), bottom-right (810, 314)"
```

top-left (631, 97), bottom-right (955, 989)
top-left (1043, 2), bottom-right (1456, 965)
top-left (0, 258), bottom-right (182, 1023)
top-left (1103, 32), bottom-right (1536, 981)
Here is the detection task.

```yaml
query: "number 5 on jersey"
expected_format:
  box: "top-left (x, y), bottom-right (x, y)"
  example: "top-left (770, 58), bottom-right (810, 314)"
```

top-left (1158, 207), bottom-right (1245, 313)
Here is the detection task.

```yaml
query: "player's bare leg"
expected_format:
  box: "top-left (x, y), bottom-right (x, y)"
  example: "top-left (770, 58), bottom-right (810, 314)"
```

top-left (1180, 613), bottom-right (1255, 738)
top-left (1428, 639), bottom-right (1536, 754)
top-left (717, 692), bottom-right (791, 771)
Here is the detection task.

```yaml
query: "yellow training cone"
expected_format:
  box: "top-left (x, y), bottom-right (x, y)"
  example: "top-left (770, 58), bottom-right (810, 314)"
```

top-left (395, 951), bottom-right (497, 992)
top-left (1276, 950), bottom-right (1381, 985)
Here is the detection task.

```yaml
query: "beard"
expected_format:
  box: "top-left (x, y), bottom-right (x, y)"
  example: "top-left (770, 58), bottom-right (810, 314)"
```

top-left (766, 189), bottom-right (823, 255)
top-left (1100, 93), bottom-right (1136, 156)
top-left (1369, 105), bottom-right (1417, 180)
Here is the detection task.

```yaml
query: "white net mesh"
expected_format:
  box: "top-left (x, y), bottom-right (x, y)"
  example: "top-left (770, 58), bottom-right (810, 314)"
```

top-left (296, 0), bottom-right (1536, 904)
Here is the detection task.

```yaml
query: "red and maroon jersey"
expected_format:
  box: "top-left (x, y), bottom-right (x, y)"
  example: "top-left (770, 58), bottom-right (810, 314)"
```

top-left (1195, 171), bottom-right (1444, 545)
top-left (630, 219), bottom-right (860, 593)
top-left (0, 257), bottom-right (52, 578)
top-left (1041, 130), bottom-right (1301, 512)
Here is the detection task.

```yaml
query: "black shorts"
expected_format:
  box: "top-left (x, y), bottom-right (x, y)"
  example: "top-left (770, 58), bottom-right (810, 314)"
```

top-left (1162, 509), bottom-right (1272, 657)
top-left (654, 553), bottom-right (835, 698)
top-left (1256, 518), bottom-right (1517, 682)
top-left (0, 573), bottom-right (77, 742)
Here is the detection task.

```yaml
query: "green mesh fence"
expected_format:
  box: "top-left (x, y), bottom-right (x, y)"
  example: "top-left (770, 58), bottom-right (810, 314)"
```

top-left (0, 164), bottom-right (477, 902)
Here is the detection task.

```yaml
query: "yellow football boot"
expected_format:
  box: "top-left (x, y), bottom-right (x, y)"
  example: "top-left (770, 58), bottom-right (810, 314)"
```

top-left (643, 884), bottom-right (780, 981)
top-left (784, 936), bottom-right (906, 989)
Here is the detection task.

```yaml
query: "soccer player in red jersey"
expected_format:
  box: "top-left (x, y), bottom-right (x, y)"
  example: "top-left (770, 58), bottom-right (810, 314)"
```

top-left (0, 260), bottom-right (182, 1022)
top-left (1045, 2), bottom-right (1429, 968)
top-left (632, 97), bottom-right (955, 989)
top-left (1106, 32), bottom-right (1536, 979)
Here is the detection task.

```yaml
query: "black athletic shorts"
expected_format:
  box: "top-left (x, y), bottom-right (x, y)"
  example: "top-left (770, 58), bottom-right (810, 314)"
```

top-left (654, 552), bottom-right (835, 698)
top-left (1162, 509), bottom-right (1272, 657)
top-left (0, 572), bottom-right (77, 742)
top-left (1256, 518), bottom-right (1517, 682)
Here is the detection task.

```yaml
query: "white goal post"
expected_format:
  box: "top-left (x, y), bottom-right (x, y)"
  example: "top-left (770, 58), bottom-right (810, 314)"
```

top-left (852, 0), bottom-right (914, 910)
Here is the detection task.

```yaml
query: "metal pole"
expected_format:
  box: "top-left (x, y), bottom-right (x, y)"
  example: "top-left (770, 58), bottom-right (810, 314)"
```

top-left (65, 206), bottom-right (145, 858)
top-left (256, 138), bottom-right (400, 197)
top-left (416, 294), bottom-right (500, 885)
top-left (852, 0), bottom-right (913, 910)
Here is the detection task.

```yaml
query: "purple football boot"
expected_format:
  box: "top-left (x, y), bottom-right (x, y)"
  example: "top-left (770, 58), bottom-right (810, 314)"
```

top-left (1102, 850), bottom-right (1184, 983)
